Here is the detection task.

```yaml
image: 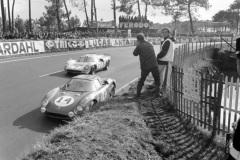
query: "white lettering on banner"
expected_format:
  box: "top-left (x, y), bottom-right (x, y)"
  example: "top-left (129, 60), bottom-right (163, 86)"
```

top-left (0, 41), bottom-right (45, 55)
top-left (98, 39), bottom-right (102, 46)
top-left (85, 40), bottom-right (89, 49)
top-left (67, 40), bottom-right (85, 49)
top-left (45, 40), bottom-right (68, 49)
top-left (45, 41), bottom-right (54, 49)
top-left (119, 22), bottom-right (149, 28)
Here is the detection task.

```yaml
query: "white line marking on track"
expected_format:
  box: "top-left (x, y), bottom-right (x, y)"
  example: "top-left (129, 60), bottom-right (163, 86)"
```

top-left (0, 47), bottom-right (133, 64)
top-left (116, 76), bottom-right (140, 94)
top-left (39, 70), bottom-right (64, 78)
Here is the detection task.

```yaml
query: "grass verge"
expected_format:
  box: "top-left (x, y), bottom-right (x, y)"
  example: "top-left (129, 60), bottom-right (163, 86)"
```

top-left (20, 97), bottom-right (161, 160)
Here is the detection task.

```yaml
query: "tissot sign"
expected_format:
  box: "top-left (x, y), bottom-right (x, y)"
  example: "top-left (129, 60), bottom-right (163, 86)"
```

top-left (119, 22), bottom-right (149, 29)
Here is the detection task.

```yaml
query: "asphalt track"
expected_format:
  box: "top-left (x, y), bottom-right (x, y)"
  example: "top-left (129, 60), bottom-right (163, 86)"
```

top-left (0, 45), bottom-right (167, 160)
top-left (0, 42), bottom-right (217, 160)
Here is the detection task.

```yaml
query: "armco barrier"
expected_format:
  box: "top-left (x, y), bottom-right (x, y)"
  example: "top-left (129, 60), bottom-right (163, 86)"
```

top-left (0, 37), bottom-right (162, 59)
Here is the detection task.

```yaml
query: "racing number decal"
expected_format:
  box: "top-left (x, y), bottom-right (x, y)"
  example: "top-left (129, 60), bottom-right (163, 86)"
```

top-left (54, 96), bottom-right (74, 107)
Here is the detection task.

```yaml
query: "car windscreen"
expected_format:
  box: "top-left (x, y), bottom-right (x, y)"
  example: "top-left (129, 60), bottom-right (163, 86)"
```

top-left (78, 56), bottom-right (95, 62)
top-left (62, 79), bottom-right (96, 92)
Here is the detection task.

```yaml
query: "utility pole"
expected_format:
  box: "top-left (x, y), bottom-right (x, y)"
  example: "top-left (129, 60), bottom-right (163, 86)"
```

top-left (29, 0), bottom-right (31, 32)
top-left (113, 0), bottom-right (117, 33)
top-left (93, 0), bottom-right (98, 35)
top-left (1, 0), bottom-right (6, 33)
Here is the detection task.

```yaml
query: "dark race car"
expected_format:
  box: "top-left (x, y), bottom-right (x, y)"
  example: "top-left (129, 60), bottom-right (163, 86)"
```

top-left (40, 75), bottom-right (116, 119)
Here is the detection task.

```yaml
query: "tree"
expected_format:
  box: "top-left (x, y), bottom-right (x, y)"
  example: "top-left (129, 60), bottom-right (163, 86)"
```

top-left (141, 0), bottom-right (150, 19)
top-left (63, 0), bottom-right (71, 29)
top-left (70, 15), bottom-right (81, 28)
top-left (15, 15), bottom-right (25, 33)
top-left (111, 0), bottom-right (117, 32)
top-left (230, 0), bottom-right (240, 34)
top-left (7, 0), bottom-right (11, 32)
top-left (212, 9), bottom-right (237, 30)
top-left (163, 1), bottom-right (186, 33)
top-left (167, 0), bottom-right (211, 34)
top-left (42, 0), bottom-right (70, 32)
top-left (12, 0), bottom-right (16, 32)
top-left (1, 0), bottom-right (6, 32)
top-left (69, 0), bottom-right (90, 29)
top-left (116, 0), bottom-right (141, 17)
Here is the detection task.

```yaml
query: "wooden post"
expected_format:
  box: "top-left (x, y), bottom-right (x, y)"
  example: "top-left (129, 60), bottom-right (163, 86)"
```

top-left (220, 33), bottom-right (223, 49)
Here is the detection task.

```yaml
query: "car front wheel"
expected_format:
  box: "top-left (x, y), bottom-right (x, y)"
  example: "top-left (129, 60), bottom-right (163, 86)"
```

top-left (89, 66), bottom-right (96, 74)
top-left (103, 61), bottom-right (110, 70)
top-left (89, 100), bottom-right (97, 111)
top-left (110, 87), bottom-right (115, 97)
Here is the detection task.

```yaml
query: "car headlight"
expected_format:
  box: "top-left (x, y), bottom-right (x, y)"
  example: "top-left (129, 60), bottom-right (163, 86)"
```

top-left (83, 65), bottom-right (89, 70)
top-left (74, 105), bottom-right (84, 114)
top-left (41, 107), bottom-right (46, 113)
top-left (41, 99), bottom-right (48, 107)
top-left (77, 105), bottom-right (83, 111)
top-left (68, 112), bottom-right (74, 117)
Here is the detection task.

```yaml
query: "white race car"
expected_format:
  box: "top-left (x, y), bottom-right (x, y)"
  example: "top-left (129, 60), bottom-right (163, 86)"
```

top-left (64, 54), bottom-right (111, 74)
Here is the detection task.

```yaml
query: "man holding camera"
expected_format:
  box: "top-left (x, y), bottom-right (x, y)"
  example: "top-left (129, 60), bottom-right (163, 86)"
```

top-left (133, 33), bottom-right (161, 98)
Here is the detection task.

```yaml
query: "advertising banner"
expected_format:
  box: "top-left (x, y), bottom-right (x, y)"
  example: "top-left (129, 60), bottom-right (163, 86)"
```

top-left (0, 41), bottom-right (45, 56)
top-left (67, 40), bottom-right (85, 50)
top-left (119, 22), bottom-right (150, 29)
top-left (85, 39), bottom-right (111, 48)
top-left (44, 40), bottom-right (68, 51)
top-left (110, 38), bottom-right (135, 47)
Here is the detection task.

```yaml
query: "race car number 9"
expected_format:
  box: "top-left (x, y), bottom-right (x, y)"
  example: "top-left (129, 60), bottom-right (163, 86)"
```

top-left (54, 96), bottom-right (74, 107)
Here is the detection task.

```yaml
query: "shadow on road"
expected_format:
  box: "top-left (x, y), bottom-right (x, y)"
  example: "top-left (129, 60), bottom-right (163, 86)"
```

top-left (48, 70), bottom-right (102, 79)
top-left (48, 70), bottom-right (73, 79)
top-left (13, 108), bottom-right (66, 134)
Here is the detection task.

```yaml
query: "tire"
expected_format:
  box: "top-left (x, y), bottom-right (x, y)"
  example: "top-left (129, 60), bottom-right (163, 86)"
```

top-left (89, 100), bottom-right (96, 111)
top-left (103, 61), bottom-right (110, 70)
top-left (89, 66), bottom-right (96, 75)
top-left (110, 87), bottom-right (115, 97)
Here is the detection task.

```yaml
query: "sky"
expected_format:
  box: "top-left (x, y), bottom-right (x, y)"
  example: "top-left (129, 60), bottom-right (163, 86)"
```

top-left (2, 0), bottom-right (236, 25)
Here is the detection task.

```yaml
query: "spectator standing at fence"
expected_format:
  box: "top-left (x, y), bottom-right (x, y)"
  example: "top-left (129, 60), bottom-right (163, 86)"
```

top-left (156, 28), bottom-right (175, 94)
top-left (133, 33), bottom-right (161, 98)
top-left (226, 117), bottom-right (240, 160)
top-left (235, 36), bottom-right (240, 77)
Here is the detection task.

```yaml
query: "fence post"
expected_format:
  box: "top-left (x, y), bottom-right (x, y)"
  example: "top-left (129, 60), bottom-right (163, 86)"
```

top-left (211, 74), bottom-right (223, 139)
top-left (220, 35), bottom-right (222, 49)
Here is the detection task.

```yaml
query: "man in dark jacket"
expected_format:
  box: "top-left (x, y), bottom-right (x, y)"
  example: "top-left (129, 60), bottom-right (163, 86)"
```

top-left (235, 36), bottom-right (240, 77)
top-left (133, 33), bottom-right (161, 97)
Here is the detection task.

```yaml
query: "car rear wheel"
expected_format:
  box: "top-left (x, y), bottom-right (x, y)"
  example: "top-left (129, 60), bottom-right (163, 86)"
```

top-left (89, 66), bottom-right (96, 74)
top-left (110, 87), bottom-right (115, 97)
top-left (103, 61), bottom-right (110, 70)
top-left (89, 100), bottom-right (96, 111)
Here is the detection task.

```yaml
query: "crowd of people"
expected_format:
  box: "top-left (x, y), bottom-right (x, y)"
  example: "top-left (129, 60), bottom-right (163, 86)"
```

top-left (0, 29), bottom-right (160, 41)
